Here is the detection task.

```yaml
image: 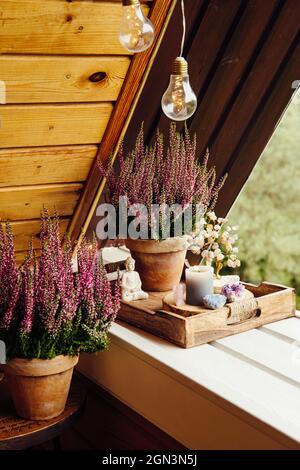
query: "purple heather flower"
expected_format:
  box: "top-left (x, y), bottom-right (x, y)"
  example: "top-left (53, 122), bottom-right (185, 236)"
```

top-left (98, 123), bottom-right (227, 236)
top-left (0, 211), bottom-right (120, 351)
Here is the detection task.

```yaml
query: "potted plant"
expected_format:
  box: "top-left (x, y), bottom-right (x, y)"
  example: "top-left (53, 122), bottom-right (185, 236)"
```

top-left (0, 211), bottom-right (120, 420)
top-left (99, 123), bottom-right (226, 291)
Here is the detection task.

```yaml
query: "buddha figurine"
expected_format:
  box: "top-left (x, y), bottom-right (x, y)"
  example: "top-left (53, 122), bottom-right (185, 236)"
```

top-left (121, 256), bottom-right (149, 302)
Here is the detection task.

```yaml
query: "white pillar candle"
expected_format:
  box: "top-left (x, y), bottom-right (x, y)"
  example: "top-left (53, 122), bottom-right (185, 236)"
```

top-left (185, 266), bottom-right (214, 306)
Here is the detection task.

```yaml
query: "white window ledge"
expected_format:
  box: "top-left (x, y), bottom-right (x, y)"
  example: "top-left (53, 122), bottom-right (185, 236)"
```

top-left (77, 314), bottom-right (300, 450)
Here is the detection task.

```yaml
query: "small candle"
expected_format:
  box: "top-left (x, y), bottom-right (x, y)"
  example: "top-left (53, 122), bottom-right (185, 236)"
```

top-left (186, 266), bottom-right (214, 306)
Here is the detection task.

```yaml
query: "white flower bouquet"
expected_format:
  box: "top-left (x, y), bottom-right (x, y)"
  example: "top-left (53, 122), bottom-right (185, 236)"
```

top-left (187, 211), bottom-right (240, 277)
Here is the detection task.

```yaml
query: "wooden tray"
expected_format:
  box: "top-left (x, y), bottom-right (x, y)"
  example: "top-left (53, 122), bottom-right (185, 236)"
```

top-left (118, 282), bottom-right (296, 348)
top-left (162, 288), bottom-right (254, 318)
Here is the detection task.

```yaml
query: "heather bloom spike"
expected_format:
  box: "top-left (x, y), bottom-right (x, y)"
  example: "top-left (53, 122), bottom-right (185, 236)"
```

top-left (98, 124), bottom-right (227, 238)
top-left (0, 222), bottom-right (20, 331)
top-left (0, 211), bottom-right (120, 360)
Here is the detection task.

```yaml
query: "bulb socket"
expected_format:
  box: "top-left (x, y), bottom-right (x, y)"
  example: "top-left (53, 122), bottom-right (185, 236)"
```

top-left (122, 0), bottom-right (140, 6)
top-left (172, 57), bottom-right (188, 76)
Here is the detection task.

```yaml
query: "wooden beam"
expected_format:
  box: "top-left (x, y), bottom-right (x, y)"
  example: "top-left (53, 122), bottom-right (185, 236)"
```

top-left (209, 0), bottom-right (300, 174)
top-left (0, 183), bottom-right (82, 220)
top-left (189, 0), bottom-right (278, 153)
top-left (0, 103), bottom-right (113, 148)
top-left (149, 0), bottom-right (242, 140)
top-left (68, 0), bottom-right (177, 244)
top-left (0, 1), bottom-right (149, 55)
top-left (215, 38), bottom-right (300, 215)
top-left (0, 145), bottom-right (97, 187)
top-left (0, 56), bottom-right (130, 104)
top-left (125, 0), bottom-right (300, 219)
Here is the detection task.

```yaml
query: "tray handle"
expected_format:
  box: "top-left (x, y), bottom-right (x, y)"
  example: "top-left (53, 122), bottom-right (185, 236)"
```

top-left (227, 298), bottom-right (261, 325)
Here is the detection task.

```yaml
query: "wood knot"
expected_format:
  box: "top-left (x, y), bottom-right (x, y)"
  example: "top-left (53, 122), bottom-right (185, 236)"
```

top-left (88, 71), bottom-right (107, 83)
top-left (66, 14), bottom-right (73, 22)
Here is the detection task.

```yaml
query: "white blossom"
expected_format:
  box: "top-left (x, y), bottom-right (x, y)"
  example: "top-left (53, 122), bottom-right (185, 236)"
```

top-left (207, 211), bottom-right (217, 221)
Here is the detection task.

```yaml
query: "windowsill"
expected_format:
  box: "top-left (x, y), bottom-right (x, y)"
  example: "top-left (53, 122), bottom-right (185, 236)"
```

top-left (77, 315), bottom-right (300, 449)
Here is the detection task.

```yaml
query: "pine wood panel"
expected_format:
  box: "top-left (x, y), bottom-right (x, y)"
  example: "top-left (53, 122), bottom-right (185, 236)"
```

top-left (14, 250), bottom-right (40, 265)
top-left (0, 145), bottom-right (97, 187)
top-left (0, 103), bottom-right (113, 148)
top-left (0, 183), bottom-right (82, 220)
top-left (69, 0), bottom-right (176, 243)
top-left (0, 1), bottom-right (149, 55)
top-left (0, 56), bottom-right (130, 104)
top-left (2, 218), bottom-right (70, 252)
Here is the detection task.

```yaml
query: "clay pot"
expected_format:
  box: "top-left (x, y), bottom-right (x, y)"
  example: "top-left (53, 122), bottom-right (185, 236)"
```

top-left (4, 355), bottom-right (78, 420)
top-left (125, 237), bottom-right (187, 292)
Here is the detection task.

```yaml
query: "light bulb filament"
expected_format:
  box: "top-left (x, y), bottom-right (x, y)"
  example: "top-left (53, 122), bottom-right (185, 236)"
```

top-left (119, 1), bottom-right (154, 53)
top-left (161, 58), bottom-right (197, 122)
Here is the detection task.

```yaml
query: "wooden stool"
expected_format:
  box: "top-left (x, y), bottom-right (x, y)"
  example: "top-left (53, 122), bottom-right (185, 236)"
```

top-left (0, 378), bottom-right (85, 450)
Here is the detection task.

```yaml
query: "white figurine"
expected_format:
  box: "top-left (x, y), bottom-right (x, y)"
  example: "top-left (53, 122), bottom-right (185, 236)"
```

top-left (121, 256), bottom-right (149, 302)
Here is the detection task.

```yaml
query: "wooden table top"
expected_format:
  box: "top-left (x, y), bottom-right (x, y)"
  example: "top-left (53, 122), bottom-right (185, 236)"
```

top-left (0, 378), bottom-right (85, 450)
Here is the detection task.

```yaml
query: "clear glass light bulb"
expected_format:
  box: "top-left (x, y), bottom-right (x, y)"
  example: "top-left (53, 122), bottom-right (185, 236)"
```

top-left (119, 0), bottom-right (154, 53)
top-left (161, 57), bottom-right (197, 121)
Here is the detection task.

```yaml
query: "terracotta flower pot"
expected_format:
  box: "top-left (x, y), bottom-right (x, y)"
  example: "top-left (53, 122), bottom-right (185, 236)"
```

top-left (4, 355), bottom-right (78, 420)
top-left (125, 237), bottom-right (187, 292)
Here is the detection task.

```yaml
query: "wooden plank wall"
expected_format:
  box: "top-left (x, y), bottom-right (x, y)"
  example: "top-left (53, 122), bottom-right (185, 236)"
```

top-left (57, 373), bottom-right (185, 450)
top-left (123, 0), bottom-right (300, 217)
top-left (0, 0), bottom-right (150, 260)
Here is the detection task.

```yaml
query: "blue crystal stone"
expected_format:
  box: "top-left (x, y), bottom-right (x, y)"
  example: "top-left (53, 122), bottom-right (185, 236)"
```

top-left (203, 294), bottom-right (227, 310)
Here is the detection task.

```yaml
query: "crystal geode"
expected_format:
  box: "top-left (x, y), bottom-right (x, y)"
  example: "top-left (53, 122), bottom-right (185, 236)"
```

top-left (203, 294), bottom-right (227, 310)
top-left (221, 282), bottom-right (245, 302)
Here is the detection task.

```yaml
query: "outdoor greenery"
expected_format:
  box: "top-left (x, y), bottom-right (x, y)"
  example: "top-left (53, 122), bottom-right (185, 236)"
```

top-left (229, 92), bottom-right (300, 307)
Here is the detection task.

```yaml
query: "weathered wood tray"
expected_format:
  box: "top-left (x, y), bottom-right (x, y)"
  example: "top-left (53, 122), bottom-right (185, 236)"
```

top-left (118, 282), bottom-right (296, 348)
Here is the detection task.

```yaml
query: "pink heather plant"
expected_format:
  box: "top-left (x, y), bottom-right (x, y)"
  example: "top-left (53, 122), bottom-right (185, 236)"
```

top-left (99, 123), bottom-right (227, 238)
top-left (0, 210), bottom-right (120, 360)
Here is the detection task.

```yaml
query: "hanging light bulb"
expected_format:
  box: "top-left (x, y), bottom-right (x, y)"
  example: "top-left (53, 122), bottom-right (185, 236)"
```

top-left (119, 0), bottom-right (154, 53)
top-left (161, 1), bottom-right (197, 121)
top-left (161, 57), bottom-right (197, 121)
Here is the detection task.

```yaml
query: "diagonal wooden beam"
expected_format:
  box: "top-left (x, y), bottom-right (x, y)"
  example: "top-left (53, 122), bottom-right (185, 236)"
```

top-left (215, 36), bottom-right (300, 216)
top-left (68, 0), bottom-right (177, 245)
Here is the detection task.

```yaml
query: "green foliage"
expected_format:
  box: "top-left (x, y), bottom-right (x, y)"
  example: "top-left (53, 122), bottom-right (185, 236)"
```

top-left (3, 305), bottom-right (110, 360)
top-left (229, 94), bottom-right (300, 308)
